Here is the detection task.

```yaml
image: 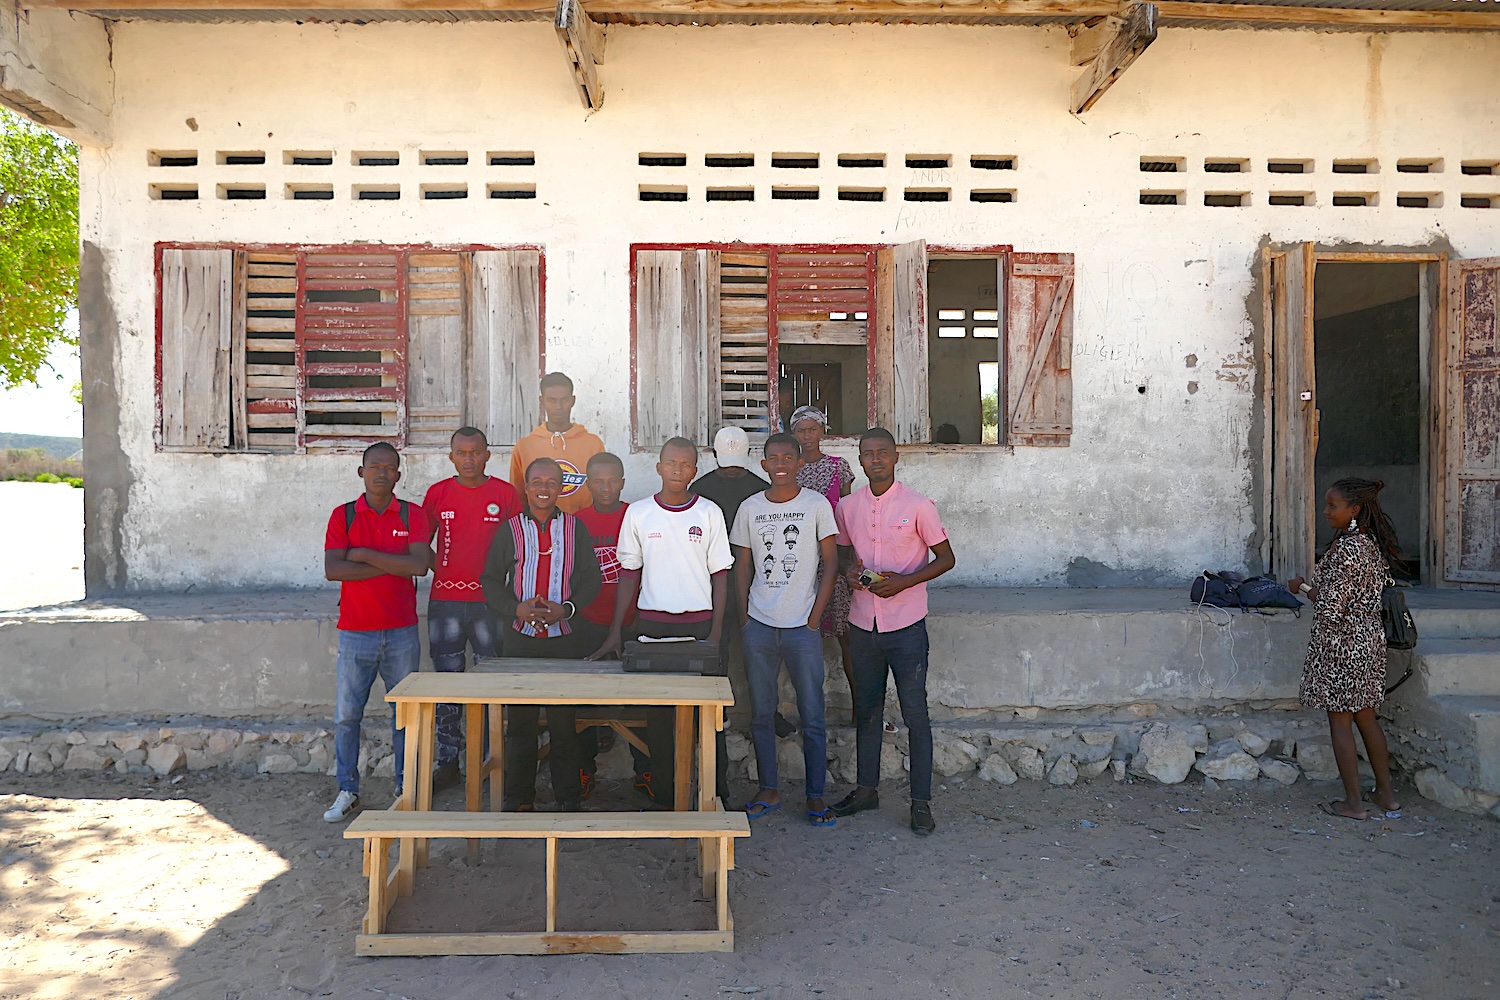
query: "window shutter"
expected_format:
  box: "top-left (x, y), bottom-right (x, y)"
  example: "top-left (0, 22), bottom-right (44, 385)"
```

top-left (714, 250), bottom-right (771, 442)
top-left (874, 240), bottom-right (929, 443)
top-left (242, 251), bottom-right (299, 452)
top-left (1445, 256), bottom-right (1500, 584)
top-left (468, 249), bottom-right (542, 447)
top-left (300, 249), bottom-right (406, 451)
top-left (633, 248), bottom-right (714, 449)
top-left (159, 248), bottom-right (233, 449)
top-left (406, 252), bottom-right (467, 449)
top-left (1005, 252), bottom-right (1075, 447)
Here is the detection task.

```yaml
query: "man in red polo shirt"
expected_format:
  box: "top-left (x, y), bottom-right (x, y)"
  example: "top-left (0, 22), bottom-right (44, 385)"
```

top-left (421, 427), bottom-right (523, 792)
top-left (322, 442), bottom-right (433, 823)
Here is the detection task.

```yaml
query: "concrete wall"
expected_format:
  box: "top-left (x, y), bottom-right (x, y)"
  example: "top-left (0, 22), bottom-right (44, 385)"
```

top-left (0, 3), bottom-right (113, 143)
top-left (78, 23), bottom-right (1500, 593)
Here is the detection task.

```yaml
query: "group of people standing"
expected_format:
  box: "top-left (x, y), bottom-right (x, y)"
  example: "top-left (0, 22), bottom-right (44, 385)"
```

top-left (320, 374), bottom-right (955, 836)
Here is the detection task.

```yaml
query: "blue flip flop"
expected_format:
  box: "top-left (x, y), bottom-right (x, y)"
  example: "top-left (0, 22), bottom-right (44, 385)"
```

top-left (807, 807), bottom-right (837, 828)
top-left (745, 800), bottom-right (782, 820)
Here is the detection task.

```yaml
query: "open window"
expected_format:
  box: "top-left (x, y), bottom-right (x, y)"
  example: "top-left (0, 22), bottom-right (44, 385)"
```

top-left (157, 244), bottom-right (543, 453)
top-left (630, 241), bottom-right (1074, 451)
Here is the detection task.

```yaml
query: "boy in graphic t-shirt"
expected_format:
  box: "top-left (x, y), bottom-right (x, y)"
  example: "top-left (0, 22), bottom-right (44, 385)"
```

top-left (420, 427), bottom-right (523, 791)
top-left (589, 437), bottom-right (735, 805)
top-left (573, 451), bottom-right (637, 796)
top-left (730, 433), bottom-right (839, 827)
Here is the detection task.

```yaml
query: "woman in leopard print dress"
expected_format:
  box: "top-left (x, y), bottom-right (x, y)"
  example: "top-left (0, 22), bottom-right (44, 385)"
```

top-left (1288, 478), bottom-right (1403, 822)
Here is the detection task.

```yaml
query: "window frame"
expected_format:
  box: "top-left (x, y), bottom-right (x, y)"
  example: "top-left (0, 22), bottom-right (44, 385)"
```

top-left (153, 241), bottom-right (546, 455)
top-left (924, 245), bottom-right (1015, 449)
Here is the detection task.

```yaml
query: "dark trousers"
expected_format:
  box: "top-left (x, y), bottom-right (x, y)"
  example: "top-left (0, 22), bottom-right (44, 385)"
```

top-left (632, 617), bottom-right (731, 805)
top-left (501, 626), bottom-right (594, 808)
top-left (850, 620), bottom-right (933, 801)
top-left (427, 599), bottom-right (501, 767)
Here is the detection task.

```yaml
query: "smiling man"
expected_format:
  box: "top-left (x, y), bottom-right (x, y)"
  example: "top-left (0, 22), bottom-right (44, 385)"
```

top-left (322, 442), bottom-right (433, 823)
top-left (481, 457), bottom-right (602, 811)
top-left (730, 433), bottom-right (839, 827)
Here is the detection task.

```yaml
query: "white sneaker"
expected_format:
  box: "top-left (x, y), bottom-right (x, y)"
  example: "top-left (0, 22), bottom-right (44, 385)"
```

top-left (323, 790), bottom-right (361, 823)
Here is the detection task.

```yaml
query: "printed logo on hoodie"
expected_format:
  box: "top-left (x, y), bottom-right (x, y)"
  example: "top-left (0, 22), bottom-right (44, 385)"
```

top-left (557, 459), bottom-right (586, 499)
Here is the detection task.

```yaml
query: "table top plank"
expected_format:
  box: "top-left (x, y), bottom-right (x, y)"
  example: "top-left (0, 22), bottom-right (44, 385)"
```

top-left (386, 671), bottom-right (733, 707)
top-left (345, 810), bottom-right (750, 839)
top-left (473, 657), bottom-right (624, 675)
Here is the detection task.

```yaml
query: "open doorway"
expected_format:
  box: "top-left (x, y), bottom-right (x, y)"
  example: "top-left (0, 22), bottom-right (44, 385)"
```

top-left (1312, 263), bottom-right (1424, 580)
top-left (927, 257), bottom-right (1001, 444)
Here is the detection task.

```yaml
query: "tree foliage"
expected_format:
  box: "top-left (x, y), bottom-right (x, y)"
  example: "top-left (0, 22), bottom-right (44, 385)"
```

top-left (0, 109), bottom-right (79, 390)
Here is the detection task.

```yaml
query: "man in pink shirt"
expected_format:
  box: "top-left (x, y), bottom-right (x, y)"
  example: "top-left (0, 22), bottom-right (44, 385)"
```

top-left (831, 427), bottom-right (955, 836)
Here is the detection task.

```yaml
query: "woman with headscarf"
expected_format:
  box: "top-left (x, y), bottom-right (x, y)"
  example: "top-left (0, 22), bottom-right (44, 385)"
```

top-left (789, 405), bottom-right (858, 718)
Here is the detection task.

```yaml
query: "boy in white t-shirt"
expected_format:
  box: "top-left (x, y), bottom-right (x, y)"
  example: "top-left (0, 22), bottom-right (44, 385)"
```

top-left (589, 436), bottom-right (734, 804)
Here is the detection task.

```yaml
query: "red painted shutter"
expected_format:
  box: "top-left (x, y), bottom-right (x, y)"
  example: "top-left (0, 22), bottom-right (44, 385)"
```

top-left (1005, 253), bottom-right (1075, 447)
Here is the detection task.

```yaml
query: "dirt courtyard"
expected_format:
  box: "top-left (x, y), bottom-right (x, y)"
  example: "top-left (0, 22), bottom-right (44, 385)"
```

top-left (1, 769), bottom-right (1496, 1000)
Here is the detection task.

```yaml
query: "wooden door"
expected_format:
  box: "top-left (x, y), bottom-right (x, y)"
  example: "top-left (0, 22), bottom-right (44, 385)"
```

top-left (1268, 243), bottom-right (1317, 581)
top-left (1445, 257), bottom-right (1500, 584)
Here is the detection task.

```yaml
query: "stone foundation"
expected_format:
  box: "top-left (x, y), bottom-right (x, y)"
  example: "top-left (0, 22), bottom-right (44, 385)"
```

top-left (0, 709), bottom-right (1359, 793)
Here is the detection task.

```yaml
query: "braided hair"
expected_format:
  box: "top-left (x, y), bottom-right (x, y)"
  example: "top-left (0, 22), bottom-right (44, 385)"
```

top-left (1330, 477), bottom-right (1402, 568)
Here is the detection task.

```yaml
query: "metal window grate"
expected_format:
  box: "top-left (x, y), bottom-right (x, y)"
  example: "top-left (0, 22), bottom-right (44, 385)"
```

top-left (838, 188), bottom-right (885, 202)
top-left (970, 157), bottom-right (1015, 170)
top-left (706, 155), bottom-right (755, 168)
top-left (838, 155), bottom-right (885, 168)
top-left (490, 152), bottom-right (536, 166)
top-left (639, 154), bottom-right (687, 167)
top-left (707, 188), bottom-right (755, 201)
top-left (771, 187), bottom-right (819, 200)
top-left (906, 155), bottom-right (951, 169)
top-left (970, 190), bottom-right (1015, 203)
top-left (1139, 191), bottom-right (1180, 205)
top-left (904, 189), bottom-right (950, 202)
top-left (772, 155), bottom-right (819, 169)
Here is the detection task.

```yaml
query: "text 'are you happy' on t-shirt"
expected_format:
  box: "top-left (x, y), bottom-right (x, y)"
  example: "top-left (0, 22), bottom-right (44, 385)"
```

top-left (730, 488), bottom-right (838, 629)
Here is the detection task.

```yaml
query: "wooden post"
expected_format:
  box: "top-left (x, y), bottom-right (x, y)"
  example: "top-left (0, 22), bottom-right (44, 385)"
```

top-left (555, 0), bottom-right (605, 111)
top-left (488, 703), bottom-right (506, 812)
top-left (545, 837), bottom-right (559, 933)
top-left (465, 703), bottom-right (484, 865)
top-left (716, 836), bottom-right (731, 932)
top-left (415, 701), bottom-right (436, 868)
top-left (1070, 3), bottom-right (1158, 115)
top-left (397, 702), bottom-right (418, 896)
top-left (364, 836), bottom-right (388, 935)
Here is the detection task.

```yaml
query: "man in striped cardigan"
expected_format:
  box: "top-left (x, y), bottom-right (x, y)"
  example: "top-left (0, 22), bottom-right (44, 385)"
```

top-left (481, 457), bottom-right (602, 811)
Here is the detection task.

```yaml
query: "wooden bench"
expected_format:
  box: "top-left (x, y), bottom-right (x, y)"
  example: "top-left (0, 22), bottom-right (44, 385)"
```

top-left (346, 809), bottom-right (751, 955)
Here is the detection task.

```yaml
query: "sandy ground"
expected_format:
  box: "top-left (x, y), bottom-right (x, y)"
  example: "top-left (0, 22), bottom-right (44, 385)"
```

top-left (1, 768), bottom-right (1496, 1000)
top-left (0, 481), bottom-right (84, 612)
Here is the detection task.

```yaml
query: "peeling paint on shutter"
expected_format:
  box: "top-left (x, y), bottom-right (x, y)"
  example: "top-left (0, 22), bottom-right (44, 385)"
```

top-left (873, 240), bottom-right (929, 444)
top-left (469, 249), bottom-right (542, 447)
top-left (1006, 252), bottom-right (1075, 447)
top-left (406, 252), bottom-right (467, 449)
top-left (1446, 256), bottom-right (1500, 583)
top-left (159, 248), bottom-right (232, 449)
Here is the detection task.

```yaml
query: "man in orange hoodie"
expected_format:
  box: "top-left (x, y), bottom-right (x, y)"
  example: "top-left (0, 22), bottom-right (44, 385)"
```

top-left (508, 372), bottom-right (606, 514)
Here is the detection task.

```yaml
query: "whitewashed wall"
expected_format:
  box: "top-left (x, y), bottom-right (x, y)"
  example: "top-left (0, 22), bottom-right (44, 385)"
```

top-left (78, 22), bottom-right (1500, 591)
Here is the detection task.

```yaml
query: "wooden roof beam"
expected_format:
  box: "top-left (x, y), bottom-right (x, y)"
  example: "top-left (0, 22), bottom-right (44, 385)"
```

top-left (1071, 2), bottom-right (1156, 114)
top-left (556, 0), bottom-right (605, 110)
top-left (19, 1), bottom-right (1500, 31)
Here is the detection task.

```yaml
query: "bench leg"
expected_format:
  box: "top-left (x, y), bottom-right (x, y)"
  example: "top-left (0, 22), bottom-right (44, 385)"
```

top-left (716, 836), bottom-right (731, 933)
top-left (699, 705), bottom-right (718, 890)
top-left (415, 701), bottom-right (436, 869)
top-left (488, 703), bottom-right (506, 813)
top-left (365, 835), bottom-right (389, 935)
top-left (674, 705), bottom-right (693, 863)
top-left (397, 703), bottom-right (418, 895)
top-left (545, 836), bottom-right (559, 933)
top-left (465, 703), bottom-right (484, 866)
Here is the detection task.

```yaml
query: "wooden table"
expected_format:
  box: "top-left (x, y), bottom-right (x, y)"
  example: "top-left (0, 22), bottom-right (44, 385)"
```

top-left (385, 667), bottom-right (733, 884)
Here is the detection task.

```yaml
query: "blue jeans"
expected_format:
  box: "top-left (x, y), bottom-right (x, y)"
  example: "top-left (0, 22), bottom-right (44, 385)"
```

top-left (743, 617), bottom-right (828, 798)
top-left (849, 620), bottom-right (932, 801)
top-left (335, 625), bottom-right (421, 794)
top-left (427, 600), bottom-right (501, 766)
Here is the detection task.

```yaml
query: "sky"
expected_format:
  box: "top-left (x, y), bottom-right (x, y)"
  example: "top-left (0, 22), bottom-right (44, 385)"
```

top-left (0, 311), bottom-right (83, 438)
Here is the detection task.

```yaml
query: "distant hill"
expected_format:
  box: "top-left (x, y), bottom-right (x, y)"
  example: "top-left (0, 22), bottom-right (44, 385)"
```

top-left (0, 433), bottom-right (83, 460)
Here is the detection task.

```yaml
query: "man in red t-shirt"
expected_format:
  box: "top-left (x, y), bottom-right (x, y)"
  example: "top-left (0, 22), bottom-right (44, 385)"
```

top-left (322, 442), bottom-right (433, 823)
top-left (573, 452), bottom-right (638, 795)
top-left (421, 427), bottom-right (523, 791)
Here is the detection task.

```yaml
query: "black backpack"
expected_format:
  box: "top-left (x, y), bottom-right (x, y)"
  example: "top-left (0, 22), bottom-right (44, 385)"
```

top-left (346, 499), bottom-right (409, 532)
